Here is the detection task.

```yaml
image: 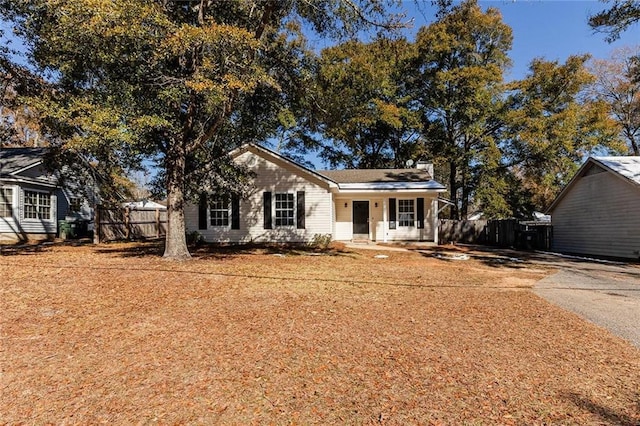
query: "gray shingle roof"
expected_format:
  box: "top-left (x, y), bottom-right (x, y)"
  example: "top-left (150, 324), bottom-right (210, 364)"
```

top-left (0, 147), bottom-right (46, 176)
top-left (316, 168), bottom-right (446, 191)
top-left (316, 169), bottom-right (433, 183)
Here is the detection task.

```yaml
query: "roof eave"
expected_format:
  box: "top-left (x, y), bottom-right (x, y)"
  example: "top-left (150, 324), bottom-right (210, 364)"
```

top-left (546, 157), bottom-right (640, 214)
top-left (9, 160), bottom-right (44, 176)
top-left (0, 176), bottom-right (59, 188)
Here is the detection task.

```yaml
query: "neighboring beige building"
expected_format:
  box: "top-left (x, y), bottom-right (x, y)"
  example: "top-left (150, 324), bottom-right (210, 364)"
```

top-left (184, 143), bottom-right (447, 244)
top-left (547, 156), bottom-right (640, 260)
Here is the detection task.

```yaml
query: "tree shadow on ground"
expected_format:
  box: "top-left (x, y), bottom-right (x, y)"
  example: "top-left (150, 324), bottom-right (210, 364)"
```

top-left (93, 240), bottom-right (355, 260)
top-left (0, 239), bottom-right (91, 256)
top-left (563, 392), bottom-right (640, 426)
top-left (408, 245), bottom-right (537, 270)
top-left (406, 243), bottom-right (639, 271)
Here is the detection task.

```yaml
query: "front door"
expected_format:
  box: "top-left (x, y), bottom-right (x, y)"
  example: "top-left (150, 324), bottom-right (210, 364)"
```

top-left (352, 201), bottom-right (369, 238)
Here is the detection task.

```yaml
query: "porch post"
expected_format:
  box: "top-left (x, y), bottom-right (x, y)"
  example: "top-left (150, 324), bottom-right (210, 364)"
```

top-left (382, 198), bottom-right (388, 243)
top-left (432, 198), bottom-right (439, 244)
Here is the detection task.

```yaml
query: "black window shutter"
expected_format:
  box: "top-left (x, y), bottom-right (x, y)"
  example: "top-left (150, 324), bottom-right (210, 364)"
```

top-left (417, 197), bottom-right (425, 229)
top-left (263, 192), bottom-right (272, 229)
top-left (389, 198), bottom-right (396, 230)
top-left (296, 191), bottom-right (305, 229)
top-left (231, 195), bottom-right (240, 230)
top-left (198, 193), bottom-right (208, 230)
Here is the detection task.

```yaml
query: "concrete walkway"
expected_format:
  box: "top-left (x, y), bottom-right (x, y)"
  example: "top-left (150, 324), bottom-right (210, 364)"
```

top-left (344, 242), bottom-right (437, 251)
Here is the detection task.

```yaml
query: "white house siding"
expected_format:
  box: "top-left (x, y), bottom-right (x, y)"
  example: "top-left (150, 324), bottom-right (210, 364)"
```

top-left (333, 193), bottom-right (437, 242)
top-left (185, 150), bottom-right (333, 243)
top-left (334, 198), bottom-right (353, 240)
top-left (552, 170), bottom-right (640, 259)
top-left (0, 183), bottom-right (57, 240)
top-left (0, 184), bottom-right (19, 240)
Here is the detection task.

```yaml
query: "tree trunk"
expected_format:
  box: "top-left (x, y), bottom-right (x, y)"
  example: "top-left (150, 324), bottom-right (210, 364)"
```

top-left (163, 143), bottom-right (192, 260)
top-left (449, 162), bottom-right (459, 220)
top-left (460, 162), bottom-right (470, 220)
top-left (630, 136), bottom-right (639, 156)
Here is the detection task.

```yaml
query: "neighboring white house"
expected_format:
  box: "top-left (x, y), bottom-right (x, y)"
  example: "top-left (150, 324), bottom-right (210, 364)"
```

top-left (0, 147), bottom-right (94, 242)
top-left (547, 156), bottom-right (640, 260)
top-left (184, 143), bottom-right (447, 244)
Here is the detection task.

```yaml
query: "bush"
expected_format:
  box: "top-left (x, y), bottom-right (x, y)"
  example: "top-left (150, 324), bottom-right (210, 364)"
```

top-left (186, 230), bottom-right (204, 245)
top-left (309, 233), bottom-right (333, 250)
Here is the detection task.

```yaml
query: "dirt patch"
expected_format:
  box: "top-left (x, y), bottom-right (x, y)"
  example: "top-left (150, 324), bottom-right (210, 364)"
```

top-left (1, 242), bottom-right (639, 424)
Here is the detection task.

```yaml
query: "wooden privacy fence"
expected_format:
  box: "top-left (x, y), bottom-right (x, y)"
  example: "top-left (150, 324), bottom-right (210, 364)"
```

top-left (439, 220), bottom-right (488, 245)
top-left (439, 219), bottom-right (552, 251)
top-left (94, 206), bottom-right (167, 243)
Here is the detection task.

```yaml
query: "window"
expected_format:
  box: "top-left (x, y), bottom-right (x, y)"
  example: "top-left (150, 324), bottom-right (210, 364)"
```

top-left (209, 199), bottom-right (229, 227)
top-left (69, 197), bottom-right (82, 213)
top-left (24, 190), bottom-right (51, 220)
top-left (398, 199), bottom-right (415, 227)
top-left (0, 188), bottom-right (12, 218)
top-left (275, 193), bottom-right (294, 226)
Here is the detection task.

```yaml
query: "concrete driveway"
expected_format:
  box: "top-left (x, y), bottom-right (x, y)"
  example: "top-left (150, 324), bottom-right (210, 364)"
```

top-left (531, 254), bottom-right (640, 349)
top-left (350, 243), bottom-right (640, 348)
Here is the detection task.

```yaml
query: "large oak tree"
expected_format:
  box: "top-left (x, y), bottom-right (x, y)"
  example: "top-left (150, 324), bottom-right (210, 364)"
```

top-left (0, 0), bottom-right (403, 259)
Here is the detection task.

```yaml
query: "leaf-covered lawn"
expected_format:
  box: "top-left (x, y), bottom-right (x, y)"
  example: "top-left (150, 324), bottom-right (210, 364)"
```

top-left (1, 242), bottom-right (638, 424)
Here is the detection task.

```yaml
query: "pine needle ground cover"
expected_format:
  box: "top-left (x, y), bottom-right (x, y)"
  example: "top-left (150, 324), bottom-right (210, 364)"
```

top-left (1, 243), bottom-right (638, 424)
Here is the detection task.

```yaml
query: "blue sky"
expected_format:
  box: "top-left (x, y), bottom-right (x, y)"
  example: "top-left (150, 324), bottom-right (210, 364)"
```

top-left (2, 0), bottom-right (638, 171)
top-left (414, 0), bottom-right (638, 81)
top-left (305, 1), bottom-right (638, 82)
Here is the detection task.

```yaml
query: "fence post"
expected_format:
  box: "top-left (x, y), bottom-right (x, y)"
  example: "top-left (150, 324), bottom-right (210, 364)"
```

top-left (94, 206), bottom-right (101, 244)
top-left (155, 208), bottom-right (160, 238)
top-left (125, 206), bottom-right (130, 240)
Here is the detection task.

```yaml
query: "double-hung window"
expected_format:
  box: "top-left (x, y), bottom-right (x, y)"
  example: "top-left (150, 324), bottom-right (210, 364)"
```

top-left (275, 193), bottom-right (294, 226)
top-left (0, 188), bottom-right (12, 218)
top-left (209, 199), bottom-right (229, 227)
top-left (24, 190), bottom-right (52, 220)
top-left (398, 199), bottom-right (415, 227)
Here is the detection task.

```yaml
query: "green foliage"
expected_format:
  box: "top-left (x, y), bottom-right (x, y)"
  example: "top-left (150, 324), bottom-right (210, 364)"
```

top-left (185, 230), bottom-right (204, 246)
top-left (303, 36), bottom-right (421, 169)
top-left (0, 0), bottom-right (403, 258)
top-left (504, 55), bottom-right (624, 211)
top-left (589, 0), bottom-right (640, 42)
top-left (411, 0), bottom-right (512, 219)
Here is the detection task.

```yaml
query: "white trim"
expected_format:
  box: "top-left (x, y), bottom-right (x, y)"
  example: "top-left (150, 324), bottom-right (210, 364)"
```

top-left (10, 160), bottom-right (43, 176)
top-left (432, 198), bottom-right (439, 245)
top-left (231, 143), bottom-right (338, 189)
top-left (548, 156), bottom-right (640, 213)
top-left (209, 198), bottom-right (230, 228)
top-left (274, 192), bottom-right (295, 227)
top-left (0, 185), bottom-right (15, 219)
top-left (397, 198), bottom-right (416, 228)
top-left (351, 199), bottom-right (371, 240)
top-left (382, 199), bottom-right (388, 243)
top-left (0, 176), bottom-right (58, 188)
top-left (22, 188), bottom-right (55, 222)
